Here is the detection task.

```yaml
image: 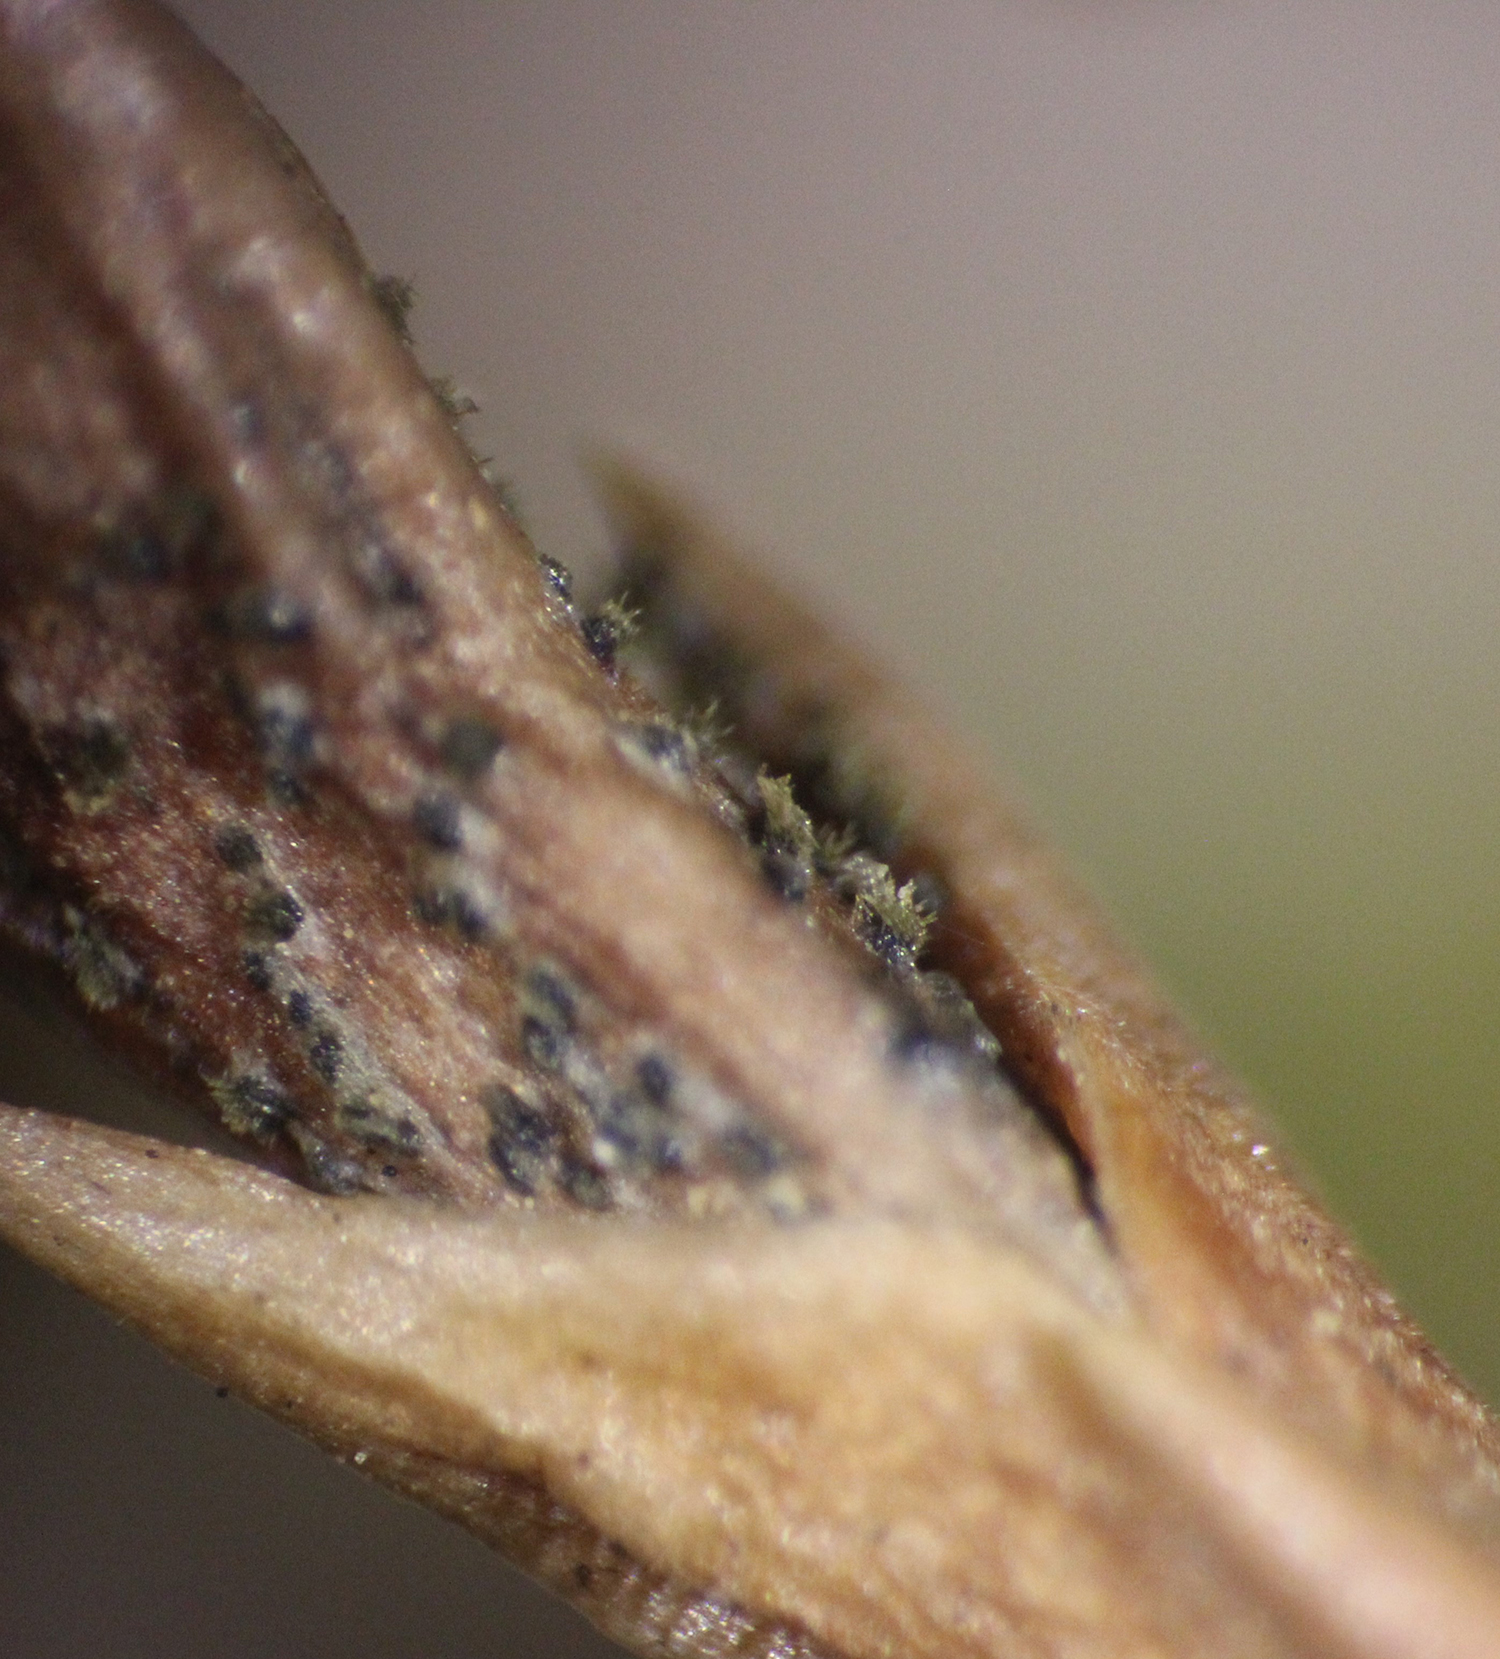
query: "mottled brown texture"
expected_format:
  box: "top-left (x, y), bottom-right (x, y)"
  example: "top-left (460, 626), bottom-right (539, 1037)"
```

top-left (0, 0), bottom-right (1102, 1262)
top-left (3, 3), bottom-right (1500, 1658)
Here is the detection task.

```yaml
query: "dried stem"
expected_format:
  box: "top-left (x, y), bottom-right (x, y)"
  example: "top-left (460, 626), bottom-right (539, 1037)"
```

top-left (1, 4), bottom-right (1498, 1657)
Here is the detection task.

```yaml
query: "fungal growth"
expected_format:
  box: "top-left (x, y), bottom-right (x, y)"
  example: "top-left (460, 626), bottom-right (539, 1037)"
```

top-left (2, 6), bottom-right (1500, 1659)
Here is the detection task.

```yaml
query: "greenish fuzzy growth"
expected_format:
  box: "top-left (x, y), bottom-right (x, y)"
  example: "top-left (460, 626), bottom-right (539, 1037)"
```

top-left (757, 771), bottom-right (852, 871)
top-left (62, 905), bottom-right (144, 1010)
top-left (368, 272), bottom-right (416, 344)
top-left (839, 854), bottom-right (933, 974)
top-left (756, 772), bottom-right (823, 866)
top-left (680, 699), bottom-right (731, 761)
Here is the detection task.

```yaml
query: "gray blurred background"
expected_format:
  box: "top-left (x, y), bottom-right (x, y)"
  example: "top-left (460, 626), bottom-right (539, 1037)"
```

top-left (4, 2), bottom-right (1500, 1654)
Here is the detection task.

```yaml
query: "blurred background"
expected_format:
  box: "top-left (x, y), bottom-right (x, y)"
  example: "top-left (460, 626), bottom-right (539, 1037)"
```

top-left (4, 2), bottom-right (1500, 1654)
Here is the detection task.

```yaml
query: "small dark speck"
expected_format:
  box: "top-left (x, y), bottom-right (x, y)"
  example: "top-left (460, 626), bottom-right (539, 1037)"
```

top-left (573, 1564), bottom-right (594, 1591)
top-left (760, 849), bottom-right (810, 902)
top-left (145, 1149), bottom-right (160, 1160)
top-left (100, 525), bottom-right (172, 582)
top-left (632, 722), bottom-right (691, 772)
top-left (521, 1014), bottom-right (565, 1071)
top-left (215, 1386), bottom-right (230, 1399)
top-left (308, 1028), bottom-right (343, 1083)
top-left (382, 1164), bottom-right (399, 1179)
top-left (636, 1053), bottom-right (674, 1107)
top-left (267, 768), bottom-right (312, 809)
top-left (439, 715), bottom-right (503, 781)
top-left (413, 791), bottom-right (463, 850)
top-left (213, 824), bottom-right (262, 872)
top-left (287, 989), bottom-right (313, 1027)
top-left (246, 888), bottom-right (304, 942)
top-left (537, 554), bottom-right (573, 603)
top-left (241, 949), bottom-right (273, 992)
top-left (353, 543), bottom-right (424, 607)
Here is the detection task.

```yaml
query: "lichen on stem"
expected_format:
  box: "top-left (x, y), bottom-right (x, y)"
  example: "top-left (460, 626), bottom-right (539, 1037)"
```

top-left (1, 4), bottom-right (1500, 1658)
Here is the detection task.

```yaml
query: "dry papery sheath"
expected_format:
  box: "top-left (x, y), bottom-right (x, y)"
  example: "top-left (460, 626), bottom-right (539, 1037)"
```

top-left (0, 3), bottom-right (1498, 1656)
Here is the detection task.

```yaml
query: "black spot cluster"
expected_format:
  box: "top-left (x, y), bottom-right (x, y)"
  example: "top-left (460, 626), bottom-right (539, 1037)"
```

top-left (245, 887), bottom-right (304, 943)
top-left (97, 487), bottom-right (217, 583)
top-left (412, 879), bottom-right (489, 941)
top-left (484, 1083), bottom-right (559, 1196)
top-left (224, 1073), bottom-right (295, 1139)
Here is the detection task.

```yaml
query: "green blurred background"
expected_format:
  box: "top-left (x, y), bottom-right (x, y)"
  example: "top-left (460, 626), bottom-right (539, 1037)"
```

top-left (4, 4), bottom-right (1499, 1654)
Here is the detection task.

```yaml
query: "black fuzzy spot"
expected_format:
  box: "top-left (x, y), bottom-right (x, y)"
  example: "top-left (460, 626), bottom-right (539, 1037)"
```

top-left (636, 1053), bottom-right (674, 1107)
top-left (439, 715), bottom-right (504, 781)
top-left (580, 612), bottom-right (620, 669)
top-left (412, 791), bottom-right (462, 850)
top-left (287, 989), bottom-right (313, 1027)
top-left (484, 1085), bottom-right (558, 1195)
top-left (229, 401), bottom-right (266, 444)
top-left (64, 909), bottom-right (145, 1010)
top-left (228, 1075), bottom-right (295, 1138)
top-left (241, 949), bottom-right (273, 992)
top-left (521, 1014), bottom-right (565, 1071)
top-left (412, 882), bottom-right (489, 940)
top-left (246, 888), bottom-right (304, 942)
top-left (525, 966), bottom-right (577, 1032)
top-left (719, 1124), bottom-right (788, 1179)
top-left (308, 1028), bottom-right (343, 1083)
top-left (352, 542), bottom-right (424, 607)
top-left (213, 825), bottom-right (262, 872)
top-left (300, 1139), bottom-right (363, 1196)
top-left (369, 273), bottom-right (416, 343)
top-left (215, 587), bottom-right (313, 645)
top-left (254, 691), bottom-right (316, 767)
